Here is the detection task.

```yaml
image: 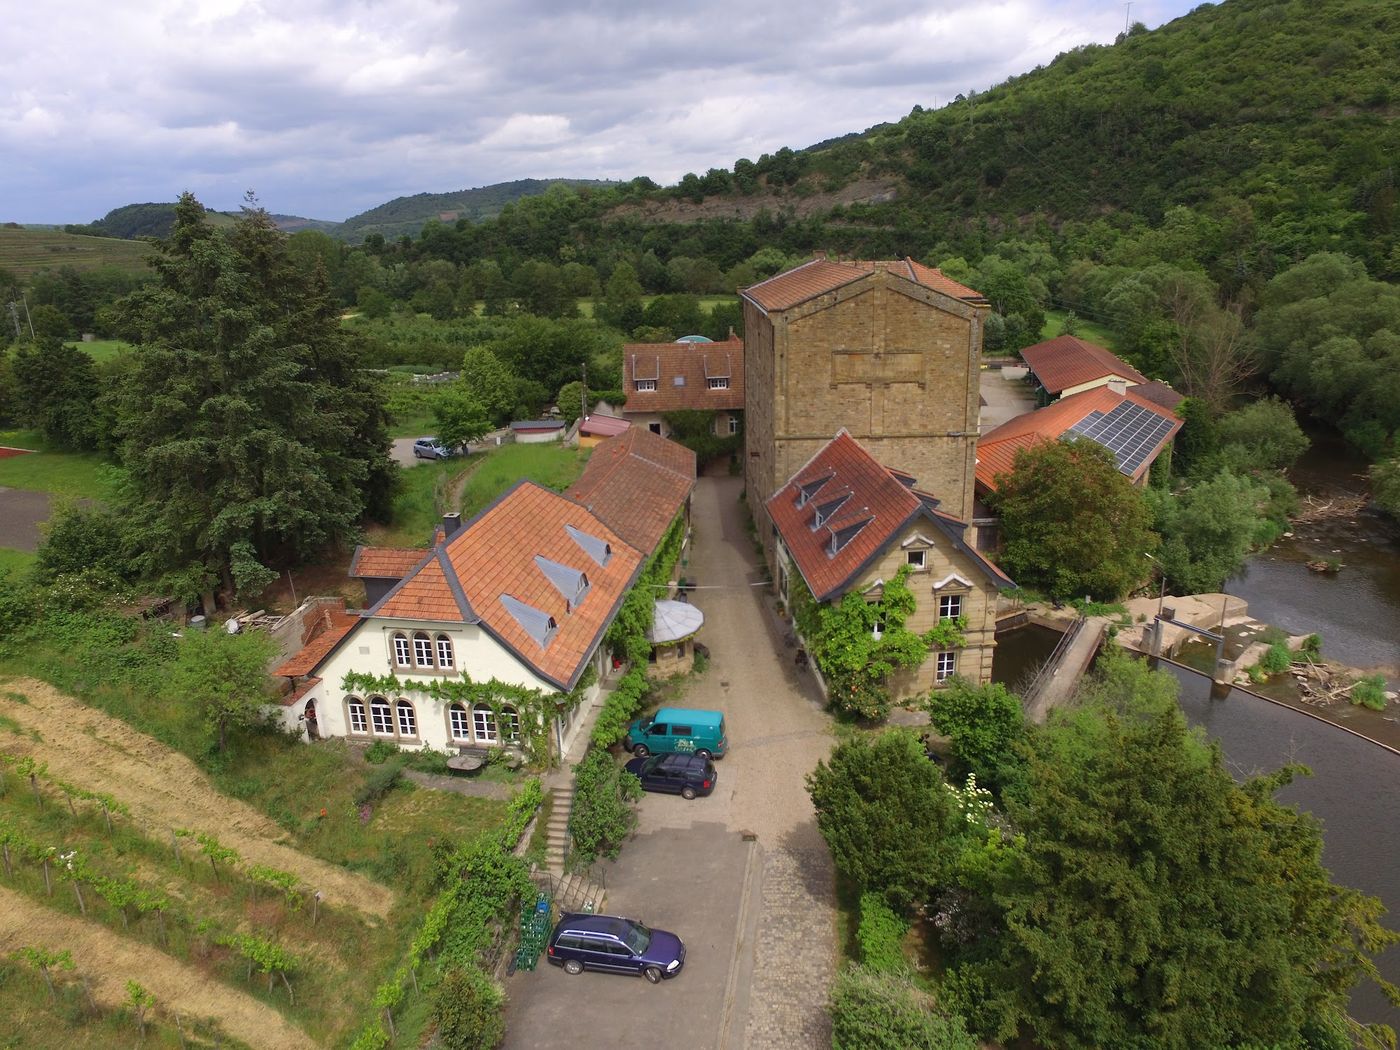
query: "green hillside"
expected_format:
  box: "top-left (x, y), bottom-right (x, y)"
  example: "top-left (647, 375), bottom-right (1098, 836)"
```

top-left (338, 178), bottom-right (622, 242)
top-left (0, 226), bottom-right (153, 278)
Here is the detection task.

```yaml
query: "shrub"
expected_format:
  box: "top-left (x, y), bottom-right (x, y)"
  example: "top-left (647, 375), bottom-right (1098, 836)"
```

top-left (1301, 634), bottom-right (1323, 659)
top-left (364, 740), bottom-right (399, 765)
top-left (353, 760), bottom-right (404, 806)
top-left (1351, 674), bottom-right (1388, 711)
top-left (433, 965), bottom-right (505, 1050)
top-left (1259, 641), bottom-right (1293, 675)
top-left (830, 965), bottom-right (976, 1050)
top-left (568, 748), bottom-right (642, 867)
top-left (856, 893), bottom-right (910, 974)
top-left (925, 678), bottom-right (1026, 795)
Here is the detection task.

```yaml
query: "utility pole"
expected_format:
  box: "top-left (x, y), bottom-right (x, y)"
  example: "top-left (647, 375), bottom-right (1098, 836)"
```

top-left (581, 361), bottom-right (588, 422)
top-left (6, 302), bottom-right (20, 340)
top-left (1124, 2), bottom-right (1132, 34)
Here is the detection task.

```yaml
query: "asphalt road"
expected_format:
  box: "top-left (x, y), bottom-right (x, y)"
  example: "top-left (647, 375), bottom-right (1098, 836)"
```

top-left (0, 487), bottom-right (57, 553)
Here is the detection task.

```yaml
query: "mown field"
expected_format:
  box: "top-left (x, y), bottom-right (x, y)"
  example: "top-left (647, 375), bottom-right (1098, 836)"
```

top-left (1038, 308), bottom-right (1119, 350)
top-left (0, 430), bottom-right (117, 499)
top-left (0, 228), bottom-right (151, 279)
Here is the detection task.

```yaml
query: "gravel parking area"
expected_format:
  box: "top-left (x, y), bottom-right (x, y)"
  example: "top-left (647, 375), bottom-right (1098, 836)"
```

top-left (0, 487), bottom-right (54, 552)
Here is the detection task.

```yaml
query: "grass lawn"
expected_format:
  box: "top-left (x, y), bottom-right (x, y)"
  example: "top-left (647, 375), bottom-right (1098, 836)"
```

top-left (0, 429), bottom-right (118, 499)
top-left (1039, 309), bottom-right (1119, 350)
top-left (74, 338), bottom-right (134, 362)
top-left (371, 456), bottom-right (476, 547)
top-left (457, 442), bottom-right (588, 518)
top-left (575, 295), bottom-right (738, 320)
top-left (0, 548), bottom-right (37, 575)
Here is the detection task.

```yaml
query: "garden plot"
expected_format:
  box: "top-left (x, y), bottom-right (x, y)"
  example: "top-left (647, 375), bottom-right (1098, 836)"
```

top-left (0, 885), bottom-right (314, 1049)
top-left (0, 678), bottom-right (395, 919)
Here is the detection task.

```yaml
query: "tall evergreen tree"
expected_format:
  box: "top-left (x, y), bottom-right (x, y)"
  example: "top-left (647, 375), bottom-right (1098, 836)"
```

top-left (110, 192), bottom-right (392, 600)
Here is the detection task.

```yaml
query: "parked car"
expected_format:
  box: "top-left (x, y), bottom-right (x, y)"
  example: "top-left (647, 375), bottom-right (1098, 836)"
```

top-left (546, 913), bottom-right (685, 983)
top-left (624, 706), bottom-right (727, 759)
top-left (412, 437), bottom-right (456, 459)
top-left (624, 752), bottom-right (717, 800)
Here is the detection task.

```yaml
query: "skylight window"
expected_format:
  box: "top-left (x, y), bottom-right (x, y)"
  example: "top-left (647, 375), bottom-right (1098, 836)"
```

top-left (796, 473), bottom-right (834, 508)
top-left (535, 555), bottom-right (590, 611)
top-left (565, 524), bottom-right (612, 567)
top-left (500, 594), bottom-right (558, 648)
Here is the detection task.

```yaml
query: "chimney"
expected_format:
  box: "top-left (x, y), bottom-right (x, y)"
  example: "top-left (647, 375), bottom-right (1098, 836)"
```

top-left (1106, 378), bottom-right (1128, 396)
top-left (442, 512), bottom-right (462, 539)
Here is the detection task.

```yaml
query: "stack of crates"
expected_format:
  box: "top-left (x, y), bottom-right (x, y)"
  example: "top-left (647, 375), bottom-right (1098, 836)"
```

top-left (514, 892), bottom-right (553, 972)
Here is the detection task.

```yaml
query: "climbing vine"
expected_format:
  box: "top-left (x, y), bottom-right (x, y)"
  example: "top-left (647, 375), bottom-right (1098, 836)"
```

top-left (339, 669), bottom-right (588, 767)
top-left (792, 564), bottom-right (966, 721)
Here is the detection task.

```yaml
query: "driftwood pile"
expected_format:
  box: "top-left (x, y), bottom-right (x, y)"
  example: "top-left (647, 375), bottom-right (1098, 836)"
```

top-left (1289, 655), bottom-right (1359, 705)
top-left (1293, 492), bottom-right (1368, 524)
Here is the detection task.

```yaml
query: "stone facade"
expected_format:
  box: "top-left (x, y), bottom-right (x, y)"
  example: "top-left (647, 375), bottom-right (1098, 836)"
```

top-left (744, 264), bottom-right (987, 563)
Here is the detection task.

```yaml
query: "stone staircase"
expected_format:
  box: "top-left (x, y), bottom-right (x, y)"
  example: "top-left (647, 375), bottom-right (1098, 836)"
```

top-left (543, 783), bottom-right (573, 872)
top-left (537, 783), bottom-right (606, 915)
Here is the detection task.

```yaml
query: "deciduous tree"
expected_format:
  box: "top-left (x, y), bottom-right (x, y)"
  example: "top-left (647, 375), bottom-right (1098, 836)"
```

top-left (167, 628), bottom-right (275, 753)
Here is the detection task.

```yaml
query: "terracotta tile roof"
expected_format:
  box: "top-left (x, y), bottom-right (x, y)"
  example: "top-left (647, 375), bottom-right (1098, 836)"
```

top-left (273, 610), bottom-right (360, 678)
top-left (369, 481), bottom-right (643, 689)
top-left (348, 545), bottom-right (431, 580)
top-left (976, 386), bottom-right (1183, 492)
top-left (621, 336), bottom-right (744, 413)
top-left (567, 429), bottom-right (695, 554)
top-left (1020, 335), bottom-right (1148, 395)
top-left (579, 414), bottom-right (631, 437)
top-left (279, 676), bottom-right (321, 707)
top-left (769, 432), bottom-right (1010, 601)
top-left (1129, 380), bottom-right (1185, 411)
top-left (741, 256), bottom-right (986, 313)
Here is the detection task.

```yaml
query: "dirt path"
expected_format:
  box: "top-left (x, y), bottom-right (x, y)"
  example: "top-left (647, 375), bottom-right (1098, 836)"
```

top-left (0, 678), bottom-right (396, 920)
top-left (0, 885), bottom-right (317, 1050)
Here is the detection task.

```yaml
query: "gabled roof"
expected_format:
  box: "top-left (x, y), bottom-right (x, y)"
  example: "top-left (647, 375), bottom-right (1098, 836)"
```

top-left (369, 481), bottom-right (643, 689)
top-left (976, 386), bottom-right (1183, 492)
top-left (741, 256), bottom-right (986, 314)
top-left (767, 431), bottom-right (1010, 602)
top-left (578, 413), bottom-right (631, 438)
top-left (510, 419), bottom-right (565, 431)
top-left (1128, 380), bottom-right (1186, 411)
top-left (1020, 335), bottom-right (1148, 395)
top-left (566, 428), bottom-right (696, 554)
top-left (621, 335), bottom-right (744, 412)
top-left (348, 545), bottom-right (431, 581)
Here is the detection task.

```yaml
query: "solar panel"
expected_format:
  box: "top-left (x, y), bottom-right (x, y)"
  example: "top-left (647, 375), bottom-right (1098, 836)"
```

top-left (1067, 401), bottom-right (1175, 476)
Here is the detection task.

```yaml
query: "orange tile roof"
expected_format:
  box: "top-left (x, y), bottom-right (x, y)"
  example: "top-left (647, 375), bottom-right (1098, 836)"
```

top-left (976, 386), bottom-right (1183, 492)
top-left (349, 545), bottom-right (430, 580)
top-left (369, 482), bottom-right (643, 689)
top-left (279, 676), bottom-right (322, 707)
top-left (769, 432), bottom-right (1010, 601)
top-left (579, 414), bottom-right (631, 437)
top-left (567, 429), bottom-right (695, 553)
top-left (273, 610), bottom-right (360, 678)
top-left (621, 336), bottom-right (744, 413)
top-left (1020, 335), bottom-right (1149, 395)
top-left (742, 256), bottom-right (986, 313)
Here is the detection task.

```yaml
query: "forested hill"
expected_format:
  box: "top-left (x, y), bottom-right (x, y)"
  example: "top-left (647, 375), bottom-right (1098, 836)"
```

top-left (336, 179), bottom-right (623, 242)
top-left (566, 0), bottom-right (1396, 277)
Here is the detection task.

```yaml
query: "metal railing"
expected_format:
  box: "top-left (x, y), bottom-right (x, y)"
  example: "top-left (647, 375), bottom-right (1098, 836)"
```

top-left (1022, 615), bottom-right (1087, 707)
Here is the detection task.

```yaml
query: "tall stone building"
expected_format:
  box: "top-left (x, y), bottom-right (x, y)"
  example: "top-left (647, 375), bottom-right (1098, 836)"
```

top-left (741, 255), bottom-right (989, 560)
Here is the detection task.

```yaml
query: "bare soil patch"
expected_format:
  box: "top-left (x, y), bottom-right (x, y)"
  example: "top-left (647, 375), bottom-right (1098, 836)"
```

top-left (0, 885), bottom-right (316, 1050)
top-left (0, 678), bottom-right (396, 920)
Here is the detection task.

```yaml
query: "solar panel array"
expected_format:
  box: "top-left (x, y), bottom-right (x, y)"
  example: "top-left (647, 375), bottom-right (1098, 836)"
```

top-left (1067, 401), bottom-right (1175, 476)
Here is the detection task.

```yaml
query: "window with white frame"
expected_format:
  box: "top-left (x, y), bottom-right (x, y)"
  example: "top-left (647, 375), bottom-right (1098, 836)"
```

top-left (707, 377), bottom-right (729, 389)
top-left (906, 549), bottom-right (926, 569)
top-left (727, 415), bottom-right (739, 435)
top-left (396, 699), bottom-right (417, 737)
top-left (369, 696), bottom-right (394, 735)
top-left (635, 379), bottom-right (657, 392)
top-left (347, 697), bottom-right (368, 734)
top-left (413, 632), bottom-right (433, 668)
top-left (870, 605), bottom-right (885, 640)
top-left (435, 633), bottom-right (454, 669)
top-left (936, 650), bottom-right (957, 682)
top-left (392, 633), bottom-right (411, 667)
top-left (473, 706), bottom-right (498, 743)
top-left (501, 706), bottom-right (521, 744)
top-left (938, 593), bottom-right (964, 621)
top-left (448, 703), bottom-right (471, 741)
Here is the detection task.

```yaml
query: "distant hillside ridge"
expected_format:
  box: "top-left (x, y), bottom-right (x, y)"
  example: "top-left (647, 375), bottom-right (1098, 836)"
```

top-left (337, 178), bottom-right (623, 242)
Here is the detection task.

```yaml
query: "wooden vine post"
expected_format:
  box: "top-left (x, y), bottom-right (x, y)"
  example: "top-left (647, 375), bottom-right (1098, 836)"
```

top-left (196, 832), bottom-right (239, 883)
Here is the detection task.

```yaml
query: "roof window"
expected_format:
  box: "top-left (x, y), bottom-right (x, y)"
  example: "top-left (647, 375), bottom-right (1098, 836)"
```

top-left (810, 493), bottom-right (851, 530)
top-left (828, 518), bottom-right (872, 556)
top-left (500, 595), bottom-right (559, 648)
top-left (535, 555), bottom-right (590, 611)
top-left (565, 523), bottom-right (612, 567)
top-left (795, 473), bottom-right (834, 508)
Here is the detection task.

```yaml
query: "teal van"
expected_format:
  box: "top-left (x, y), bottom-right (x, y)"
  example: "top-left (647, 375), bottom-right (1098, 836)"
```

top-left (625, 707), bottom-right (728, 759)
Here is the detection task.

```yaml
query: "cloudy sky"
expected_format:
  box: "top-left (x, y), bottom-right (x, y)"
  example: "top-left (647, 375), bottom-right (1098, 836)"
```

top-left (3, 0), bottom-right (1197, 224)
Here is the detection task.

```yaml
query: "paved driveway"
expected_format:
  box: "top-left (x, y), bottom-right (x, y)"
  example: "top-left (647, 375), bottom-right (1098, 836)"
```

top-left (0, 487), bottom-right (57, 553)
top-left (503, 476), bottom-right (840, 1050)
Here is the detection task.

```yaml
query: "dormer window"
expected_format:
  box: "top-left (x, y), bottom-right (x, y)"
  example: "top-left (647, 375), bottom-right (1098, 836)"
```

top-left (535, 555), bottom-right (590, 612)
top-left (500, 595), bottom-right (559, 648)
top-left (796, 473), bottom-right (833, 508)
top-left (810, 493), bottom-right (850, 530)
top-left (566, 524), bottom-right (612, 567)
top-left (828, 518), bottom-right (872, 555)
top-left (635, 379), bottom-right (657, 392)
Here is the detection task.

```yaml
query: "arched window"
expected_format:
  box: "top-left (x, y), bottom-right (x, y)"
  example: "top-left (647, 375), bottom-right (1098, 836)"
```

top-left (346, 696), bottom-right (367, 734)
top-left (435, 633), bottom-right (454, 668)
top-left (500, 706), bottom-right (521, 745)
top-left (473, 705), bottom-right (498, 744)
top-left (396, 699), bottom-right (417, 737)
top-left (392, 633), bottom-right (411, 667)
top-left (369, 696), bottom-right (394, 736)
top-left (413, 632), bottom-right (433, 668)
top-left (448, 703), bottom-right (471, 742)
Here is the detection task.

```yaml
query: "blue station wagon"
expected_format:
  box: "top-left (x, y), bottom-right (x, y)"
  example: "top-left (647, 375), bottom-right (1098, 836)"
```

top-left (546, 913), bottom-right (686, 984)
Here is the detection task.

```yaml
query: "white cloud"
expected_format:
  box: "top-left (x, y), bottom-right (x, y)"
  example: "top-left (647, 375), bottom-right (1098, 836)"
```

top-left (0, 0), bottom-right (1200, 222)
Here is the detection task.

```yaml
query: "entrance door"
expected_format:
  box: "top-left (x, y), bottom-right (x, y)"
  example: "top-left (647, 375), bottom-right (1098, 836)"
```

top-left (303, 699), bottom-right (320, 740)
